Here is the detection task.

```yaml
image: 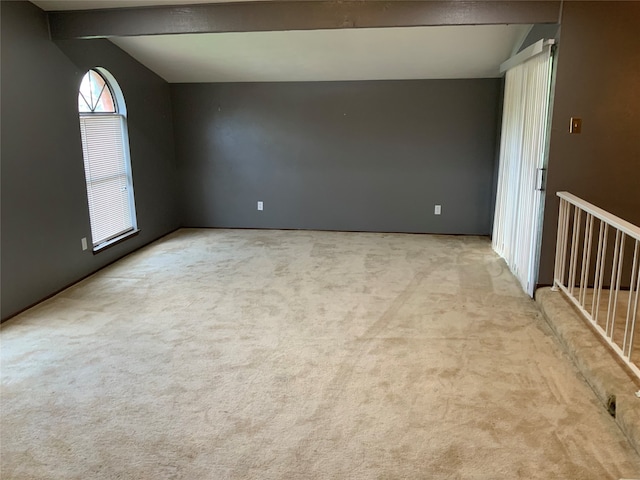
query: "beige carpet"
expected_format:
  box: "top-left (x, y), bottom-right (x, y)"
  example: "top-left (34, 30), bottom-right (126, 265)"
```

top-left (536, 287), bottom-right (640, 458)
top-left (2, 229), bottom-right (639, 479)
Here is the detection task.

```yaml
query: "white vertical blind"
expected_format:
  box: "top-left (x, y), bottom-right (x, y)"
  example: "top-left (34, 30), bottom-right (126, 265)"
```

top-left (80, 114), bottom-right (134, 246)
top-left (492, 46), bottom-right (553, 295)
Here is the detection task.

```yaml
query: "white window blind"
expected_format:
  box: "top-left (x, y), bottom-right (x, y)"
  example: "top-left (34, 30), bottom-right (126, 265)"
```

top-left (492, 42), bottom-right (553, 296)
top-left (79, 114), bottom-right (134, 246)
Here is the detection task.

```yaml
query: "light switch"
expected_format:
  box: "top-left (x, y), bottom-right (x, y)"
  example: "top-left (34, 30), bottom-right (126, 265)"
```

top-left (570, 117), bottom-right (582, 134)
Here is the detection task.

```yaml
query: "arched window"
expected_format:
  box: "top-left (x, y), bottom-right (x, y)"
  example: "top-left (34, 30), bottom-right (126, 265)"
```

top-left (78, 68), bottom-right (137, 250)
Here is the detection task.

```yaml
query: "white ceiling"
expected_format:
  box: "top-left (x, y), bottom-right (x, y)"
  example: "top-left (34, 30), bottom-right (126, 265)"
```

top-left (111, 25), bottom-right (529, 83)
top-left (32, 1), bottom-right (530, 83)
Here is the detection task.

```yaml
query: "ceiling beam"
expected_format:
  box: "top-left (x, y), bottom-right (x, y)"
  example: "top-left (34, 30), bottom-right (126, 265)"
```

top-left (48, 1), bottom-right (561, 40)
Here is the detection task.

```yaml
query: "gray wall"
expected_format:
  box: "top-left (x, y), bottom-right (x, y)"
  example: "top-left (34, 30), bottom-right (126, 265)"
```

top-left (172, 80), bottom-right (501, 234)
top-left (1, 1), bottom-right (180, 321)
top-left (537, 1), bottom-right (640, 285)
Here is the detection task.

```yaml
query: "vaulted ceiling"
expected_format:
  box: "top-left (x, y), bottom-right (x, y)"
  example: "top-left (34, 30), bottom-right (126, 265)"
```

top-left (32, 1), bottom-right (542, 83)
top-left (110, 25), bottom-right (530, 83)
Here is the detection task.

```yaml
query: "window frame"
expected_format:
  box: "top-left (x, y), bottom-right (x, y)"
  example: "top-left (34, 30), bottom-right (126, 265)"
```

top-left (78, 67), bottom-right (139, 253)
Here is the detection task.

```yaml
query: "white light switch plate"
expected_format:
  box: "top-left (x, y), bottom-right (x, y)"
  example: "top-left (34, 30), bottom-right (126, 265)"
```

top-left (434, 205), bottom-right (441, 215)
top-left (257, 201), bottom-right (263, 211)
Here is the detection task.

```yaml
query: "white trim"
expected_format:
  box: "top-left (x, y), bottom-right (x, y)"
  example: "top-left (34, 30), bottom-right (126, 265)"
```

top-left (500, 38), bottom-right (555, 74)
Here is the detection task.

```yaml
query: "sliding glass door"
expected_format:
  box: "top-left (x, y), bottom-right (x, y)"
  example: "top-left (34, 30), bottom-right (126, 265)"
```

top-left (492, 41), bottom-right (554, 296)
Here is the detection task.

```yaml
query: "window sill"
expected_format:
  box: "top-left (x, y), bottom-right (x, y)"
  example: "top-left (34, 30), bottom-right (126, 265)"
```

top-left (92, 229), bottom-right (140, 254)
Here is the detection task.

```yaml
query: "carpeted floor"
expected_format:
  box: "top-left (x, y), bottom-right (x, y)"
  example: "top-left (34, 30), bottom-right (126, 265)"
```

top-left (2, 229), bottom-right (639, 479)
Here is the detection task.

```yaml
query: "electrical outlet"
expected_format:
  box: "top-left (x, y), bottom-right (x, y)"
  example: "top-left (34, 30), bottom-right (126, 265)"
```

top-left (257, 201), bottom-right (264, 211)
top-left (81, 237), bottom-right (88, 251)
top-left (434, 205), bottom-right (442, 215)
